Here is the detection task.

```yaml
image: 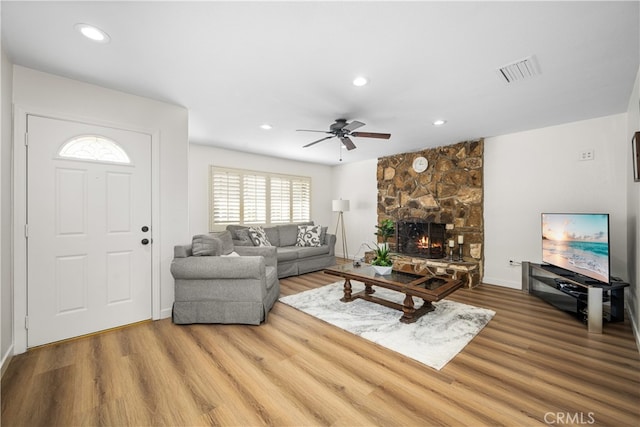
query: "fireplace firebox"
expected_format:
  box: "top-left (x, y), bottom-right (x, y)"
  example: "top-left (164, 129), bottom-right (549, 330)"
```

top-left (397, 220), bottom-right (446, 259)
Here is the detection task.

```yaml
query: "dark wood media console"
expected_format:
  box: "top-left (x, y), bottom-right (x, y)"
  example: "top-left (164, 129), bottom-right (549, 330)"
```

top-left (522, 262), bottom-right (629, 334)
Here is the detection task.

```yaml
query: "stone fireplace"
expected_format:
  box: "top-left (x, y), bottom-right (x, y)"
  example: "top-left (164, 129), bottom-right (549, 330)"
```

top-left (397, 220), bottom-right (446, 259)
top-left (375, 139), bottom-right (484, 286)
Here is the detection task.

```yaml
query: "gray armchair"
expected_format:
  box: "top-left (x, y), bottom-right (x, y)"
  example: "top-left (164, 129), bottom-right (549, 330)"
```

top-left (171, 241), bottom-right (279, 325)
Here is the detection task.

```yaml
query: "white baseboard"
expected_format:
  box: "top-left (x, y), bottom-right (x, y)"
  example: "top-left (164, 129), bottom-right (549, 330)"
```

top-left (160, 307), bottom-right (173, 319)
top-left (481, 276), bottom-right (522, 289)
top-left (627, 300), bottom-right (640, 353)
top-left (1, 344), bottom-right (14, 378)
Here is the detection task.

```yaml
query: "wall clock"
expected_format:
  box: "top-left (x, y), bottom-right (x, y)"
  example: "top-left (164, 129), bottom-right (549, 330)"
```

top-left (412, 156), bottom-right (428, 173)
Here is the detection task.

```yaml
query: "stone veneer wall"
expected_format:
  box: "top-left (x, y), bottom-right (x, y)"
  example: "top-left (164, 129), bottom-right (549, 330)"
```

top-left (377, 139), bottom-right (484, 269)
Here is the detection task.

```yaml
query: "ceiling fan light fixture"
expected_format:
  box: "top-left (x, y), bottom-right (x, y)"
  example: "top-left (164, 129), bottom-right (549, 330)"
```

top-left (352, 76), bottom-right (368, 87)
top-left (75, 23), bottom-right (110, 43)
top-left (299, 119), bottom-right (390, 150)
top-left (260, 123), bottom-right (273, 130)
top-left (432, 119), bottom-right (447, 126)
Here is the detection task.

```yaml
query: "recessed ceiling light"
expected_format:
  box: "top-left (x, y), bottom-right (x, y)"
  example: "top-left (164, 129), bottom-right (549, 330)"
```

top-left (352, 76), bottom-right (368, 87)
top-left (75, 23), bottom-right (110, 43)
top-left (432, 119), bottom-right (447, 126)
top-left (260, 124), bottom-right (273, 130)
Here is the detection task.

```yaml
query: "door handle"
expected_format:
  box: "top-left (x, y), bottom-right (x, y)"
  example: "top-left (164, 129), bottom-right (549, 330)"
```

top-left (141, 226), bottom-right (149, 232)
top-left (141, 238), bottom-right (150, 245)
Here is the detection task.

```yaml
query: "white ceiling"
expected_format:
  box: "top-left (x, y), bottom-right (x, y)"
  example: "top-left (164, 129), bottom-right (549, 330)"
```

top-left (3, 1), bottom-right (639, 165)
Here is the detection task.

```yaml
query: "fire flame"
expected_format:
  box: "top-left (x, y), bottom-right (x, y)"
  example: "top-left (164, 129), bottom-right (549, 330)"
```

top-left (416, 236), bottom-right (443, 250)
top-left (417, 236), bottom-right (429, 249)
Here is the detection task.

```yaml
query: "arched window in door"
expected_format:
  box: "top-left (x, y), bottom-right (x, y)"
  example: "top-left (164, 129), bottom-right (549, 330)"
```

top-left (58, 135), bottom-right (131, 164)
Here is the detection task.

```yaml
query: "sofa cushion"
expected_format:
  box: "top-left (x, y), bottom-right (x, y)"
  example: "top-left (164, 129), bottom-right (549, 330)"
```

top-left (235, 228), bottom-right (252, 244)
top-left (174, 244), bottom-right (193, 258)
top-left (226, 225), bottom-right (254, 246)
top-left (263, 227), bottom-right (280, 247)
top-left (295, 245), bottom-right (330, 258)
top-left (211, 230), bottom-right (235, 255)
top-left (296, 225), bottom-right (322, 247)
top-left (227, 225), bottom-right (248, 239)
top-left (279, 224), bottom-right (299, 247)
top-left (248, 226), bottom-right (272, 247)
top-left (276, 246), bottom-right (299, 262)
top-left (191, 234), bottom-right (221, 256)
top-left (320, 226), bottom-right (328, 245)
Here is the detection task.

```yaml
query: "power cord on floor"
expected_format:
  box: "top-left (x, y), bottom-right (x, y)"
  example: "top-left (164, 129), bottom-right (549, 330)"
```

top-left (352, 242), bottom-right (370, 267)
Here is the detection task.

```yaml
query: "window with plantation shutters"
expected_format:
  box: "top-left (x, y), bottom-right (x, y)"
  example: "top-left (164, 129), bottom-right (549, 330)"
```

top-left (209, 166), bottom-right (311, 229)
top-left (243, 174), bottom-right (266, 224)
top-left (210, 170), bottom-right (241, 224)
top-left (292, 178), bottom-right (311, 222)
top-left (270, 177), bottom-right (291, 223)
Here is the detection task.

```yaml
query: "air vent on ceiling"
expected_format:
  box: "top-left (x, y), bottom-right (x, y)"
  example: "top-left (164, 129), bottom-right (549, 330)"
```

top-left (497, 55), bottom-right (540, 83)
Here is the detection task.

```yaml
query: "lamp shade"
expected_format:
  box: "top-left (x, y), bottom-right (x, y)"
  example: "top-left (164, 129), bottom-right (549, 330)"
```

top-left (332, 199), bottom-right (350, 212)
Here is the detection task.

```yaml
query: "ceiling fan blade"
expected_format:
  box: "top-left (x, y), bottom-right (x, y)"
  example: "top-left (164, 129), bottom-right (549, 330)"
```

top-left (296, 129), bottom-right (332, 134)
top-left (351, 131), bottom-right (391, 139)
top-left (303, 135), bottom-right (334, 148)
top-left (340, 136), bottom-right (357, 150)
top-left (343, 120), bottom-right (365, 132)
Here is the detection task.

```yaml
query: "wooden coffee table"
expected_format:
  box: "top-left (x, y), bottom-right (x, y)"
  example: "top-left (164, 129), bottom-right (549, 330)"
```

top-left (324, 263), bottom-right (463, 323)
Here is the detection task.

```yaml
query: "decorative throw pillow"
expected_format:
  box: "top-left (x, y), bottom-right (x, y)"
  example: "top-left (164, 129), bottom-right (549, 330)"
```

top-left (210, 230), bottom-right (235, 255)
top-left (248, 226), bottom-right (272, 247)
top-left (227, 225), bottom-right (249, 241)
top-left (296, 225), bottom-right (322, 247)
top-left (191, 234), bottom-right (222, 256)
top-left (235, 228), bottom-right (251, 243)
top-left (229, 228), bottom-right (253, 246)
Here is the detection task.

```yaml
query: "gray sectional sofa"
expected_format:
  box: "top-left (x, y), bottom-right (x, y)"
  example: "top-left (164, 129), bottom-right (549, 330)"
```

top-left (227, 222), bottom-right (336, 278)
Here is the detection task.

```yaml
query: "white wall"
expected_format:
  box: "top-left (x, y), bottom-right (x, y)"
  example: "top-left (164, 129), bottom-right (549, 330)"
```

top-left (484, 114), bottom-right (629, 289)
top-left (626, 66), bottom-right (640, 345)
top-left (11, 66), bottom-right (189, 353)
top-left (1, 8), bottom-right (15, 373)
top-left (331, 159), bottom-right (378, 259)
top-left (188, 144), bottom-right (333, 237)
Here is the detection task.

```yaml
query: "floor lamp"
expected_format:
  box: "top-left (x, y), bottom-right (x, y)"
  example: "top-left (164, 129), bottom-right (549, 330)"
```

top-left (332, 199), bottom-right (349, 260)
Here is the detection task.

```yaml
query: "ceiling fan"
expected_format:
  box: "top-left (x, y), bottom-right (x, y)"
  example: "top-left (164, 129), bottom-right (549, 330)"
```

top-left (297, 119), bottom-right (391, 150)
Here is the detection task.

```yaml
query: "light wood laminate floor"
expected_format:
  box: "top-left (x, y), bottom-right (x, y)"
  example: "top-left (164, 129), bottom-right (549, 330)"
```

top-left (2, 265), bottom-right (639, 426)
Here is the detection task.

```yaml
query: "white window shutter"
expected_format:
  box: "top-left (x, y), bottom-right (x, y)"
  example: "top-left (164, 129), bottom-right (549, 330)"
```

top-left (270, 177), bottom-right (291, 223)
top-left (292, 179), bottom-right (311, 222)
top-left (210, 166), bottom-right (311, 228)
top-left (210, 170), bottom-right (241, 226)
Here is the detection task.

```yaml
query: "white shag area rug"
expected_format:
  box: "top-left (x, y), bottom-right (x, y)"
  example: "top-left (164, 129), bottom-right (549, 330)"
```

top-left (279, 281), bottom-right (495, 370)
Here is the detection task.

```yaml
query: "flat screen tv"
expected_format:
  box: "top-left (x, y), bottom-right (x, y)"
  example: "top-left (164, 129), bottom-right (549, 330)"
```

top-left (541, 213), bottom-right (610, 284)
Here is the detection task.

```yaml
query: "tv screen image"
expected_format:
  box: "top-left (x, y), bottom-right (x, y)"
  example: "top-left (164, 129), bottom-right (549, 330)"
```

top-left (541, 213), bottom-right (610, 284)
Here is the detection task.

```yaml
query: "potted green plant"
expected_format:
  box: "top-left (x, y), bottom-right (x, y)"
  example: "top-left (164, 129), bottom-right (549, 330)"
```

top-left (370, 220), bottom-right (395, 275)
top-left (370, 243), bottom-right (393, 275)
top-left (374, 219), bottom-right (395, 250)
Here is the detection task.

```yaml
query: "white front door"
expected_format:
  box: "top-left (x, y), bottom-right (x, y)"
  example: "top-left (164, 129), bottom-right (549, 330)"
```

top-left (27, 115), bottom-right (152, 347)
